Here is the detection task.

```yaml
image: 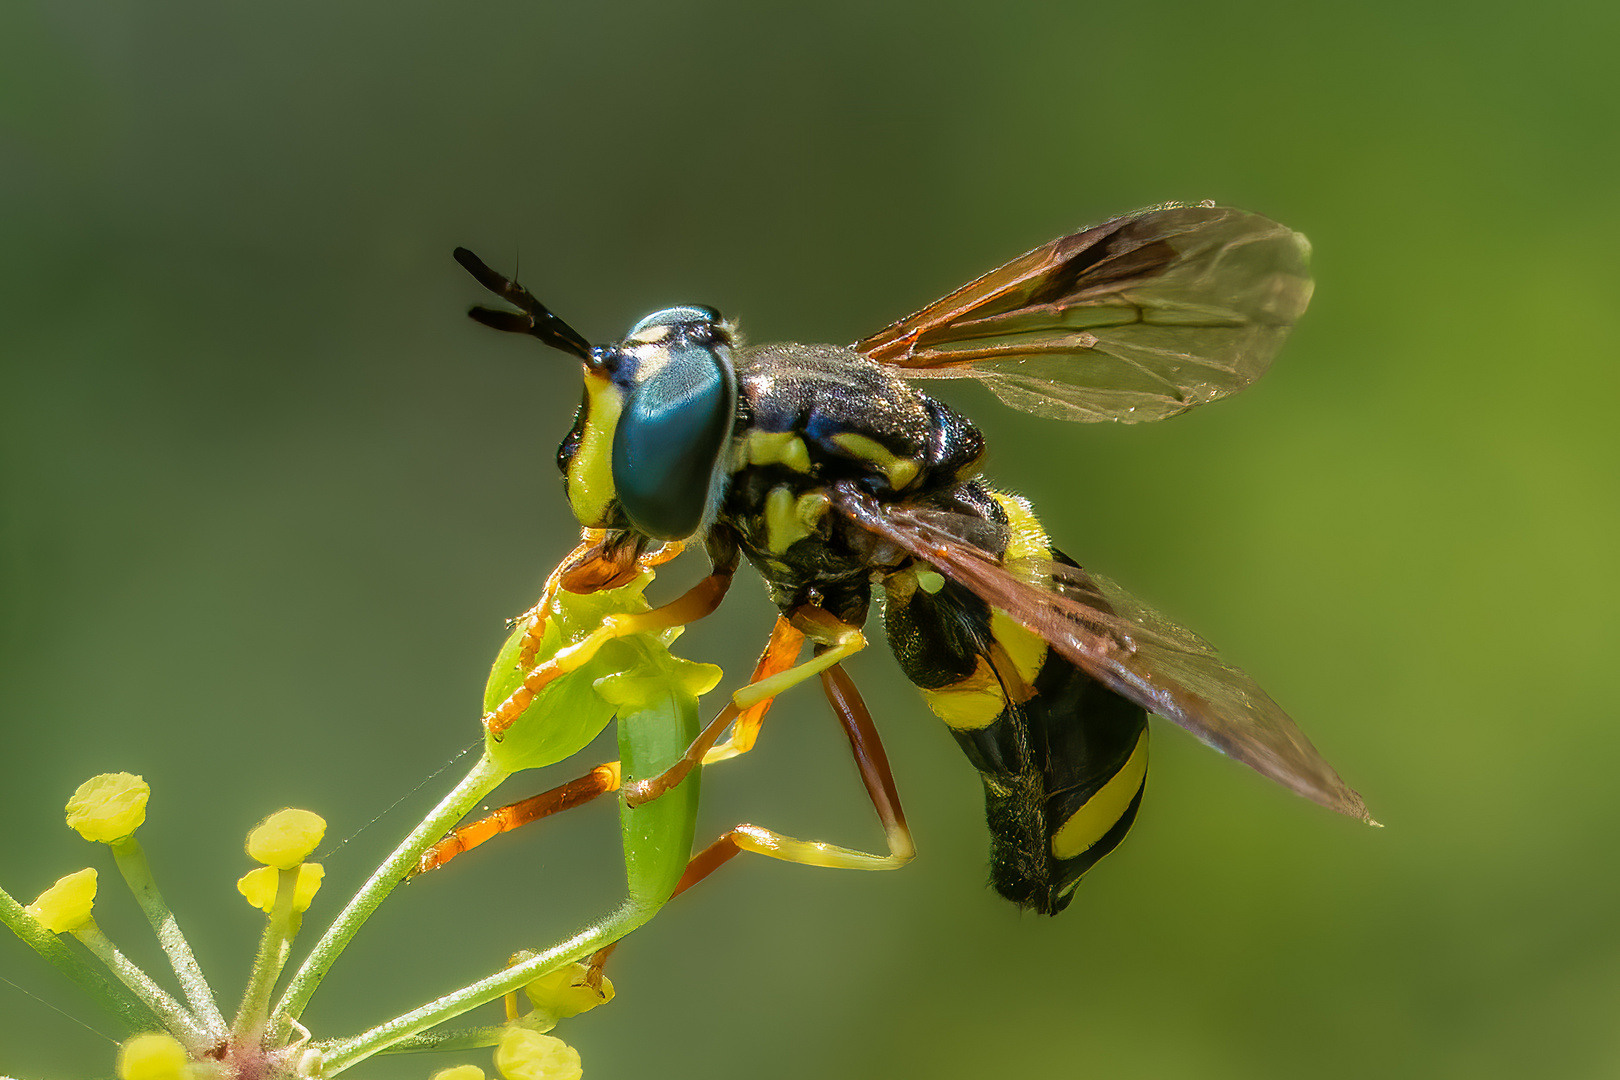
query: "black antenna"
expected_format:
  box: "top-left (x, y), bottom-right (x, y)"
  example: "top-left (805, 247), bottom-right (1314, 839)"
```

top-left (453, 247), bottom-right (592, 360)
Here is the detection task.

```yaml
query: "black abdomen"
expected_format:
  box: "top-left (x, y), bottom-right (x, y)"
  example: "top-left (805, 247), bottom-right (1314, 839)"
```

top-left (883, 488), bottom-right (1148, 915)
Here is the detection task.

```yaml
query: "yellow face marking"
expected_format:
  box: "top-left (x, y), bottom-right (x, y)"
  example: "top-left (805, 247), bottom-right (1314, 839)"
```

top-left (566, 372), bottom-right (622, 527)
top-left (626, 324), bottom-right (672, 345)
top-left (918, 655), bottom-right (1007, 730)
top-left (830, 432), bottom-right (920, 490)
top-left (1050, 729), bottom-right (1149, 860)
top-left (743, 430), bottom-right (812, 473)
top-left (915, 570), bottom-right (944, 594)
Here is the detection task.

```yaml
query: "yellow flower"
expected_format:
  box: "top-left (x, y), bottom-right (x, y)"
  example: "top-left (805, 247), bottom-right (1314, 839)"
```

top-left (236, 863), bottom-right (325, 913)
top-left (494, 1028), bottom-right (582, 1080)
top-left (431, 1067), bottom-right (486, 1080)
top-left (65, 773), bottom-right (150, 843)
top-left (116, 1032), bottom-right (188, 1080)
top-left (524, 963), bottom-right (614, 1020)
top-left (26, 868), bottom-right (98, 933)
top-left (245, 809), bottom-right (327, 869)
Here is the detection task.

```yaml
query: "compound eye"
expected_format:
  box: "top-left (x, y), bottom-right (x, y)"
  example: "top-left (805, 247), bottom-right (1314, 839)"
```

top-left (626, 305), bottom-right (721, 344)
top-left (611, 333), bottom-right (736, 540)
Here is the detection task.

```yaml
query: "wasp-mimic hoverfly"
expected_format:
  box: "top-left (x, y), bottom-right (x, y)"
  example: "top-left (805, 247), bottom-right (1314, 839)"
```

top-left (454, 201), bottom-right (1370, 916)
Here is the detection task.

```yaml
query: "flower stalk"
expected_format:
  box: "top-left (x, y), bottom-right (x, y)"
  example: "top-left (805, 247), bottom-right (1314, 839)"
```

top-left (109, 835), bottom-right (227, 1038)
top-left (273, 751), bottom-right (508, 1035)
top-left (317, 896), bottom-right (659, 1075)
top-left (0, 884), bottom-right (160, 1035)
top-left (73, 920), bottom-right (210, 1050)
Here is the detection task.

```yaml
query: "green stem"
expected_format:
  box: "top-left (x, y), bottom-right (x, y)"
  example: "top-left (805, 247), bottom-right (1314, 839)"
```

top-left (370, 1023), bottom-right (512, 1054)
top-left (109, 836), bottom-right (227, 1038)
top-left (233, 865), bottom-right (301, 1047)
top-left (319, 898), bottom-right (659, 1076)
top-left (0, 885), bottom-right (161, 1036)
top-left (74, 922), bottom-right (207, 1050)
top-left (272, 753), bottom-right (508, 1032)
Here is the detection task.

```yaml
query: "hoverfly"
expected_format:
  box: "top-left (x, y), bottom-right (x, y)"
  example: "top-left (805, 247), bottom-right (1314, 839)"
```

top-left (453, 201), bottom-right (1370, 916)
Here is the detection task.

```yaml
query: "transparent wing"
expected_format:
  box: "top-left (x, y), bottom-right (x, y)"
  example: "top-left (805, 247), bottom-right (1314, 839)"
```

top-left (856, 203), bottom-right (1314, 423)
top-left (833, 488), bottom-right (1369, 821)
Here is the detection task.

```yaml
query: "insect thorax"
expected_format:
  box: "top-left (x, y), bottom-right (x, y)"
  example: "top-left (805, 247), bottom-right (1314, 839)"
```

top-left (714, 342), bottom-right (984, 618)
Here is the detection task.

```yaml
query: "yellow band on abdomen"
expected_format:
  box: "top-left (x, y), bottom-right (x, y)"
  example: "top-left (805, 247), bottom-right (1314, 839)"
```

top-left (1050, 728), bottom-right (1149, 860)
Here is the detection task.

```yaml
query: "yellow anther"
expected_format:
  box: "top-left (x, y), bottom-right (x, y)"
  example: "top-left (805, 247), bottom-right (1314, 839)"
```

top-left (431, 1067), bottom-right (486, 1080)
top-left (246, 809), bottom-right (327, 869)
top-left (524, 962), bottom-right (615, 1020)
top-left (116, 1032), bottom-right (189, 1080)
top-left (494, 1028), bottom-right (582, 1080)
top-left (236, 863), bottom-right (325, 914)
top-left (65, 773), bottom-right (149, 843)
top-left (27, 868), bottom-right (97, 933)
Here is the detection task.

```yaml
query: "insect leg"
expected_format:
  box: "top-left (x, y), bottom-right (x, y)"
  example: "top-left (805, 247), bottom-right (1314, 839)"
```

top-left (621, 607), bottom-right (858, 806)
top-left (420, 604), bottom-right (765, 878)
top-left (485, 566), bottom-right (736, 738)
top-left (512, 531), bottom-right (670, 667)
top-left (731, 606), bottom-right (866, 711)
top-left (511, 534), bottom-right (601, 668)
top-left (662, 661), bottom-right (915, 893)
top-left (704, 615), bottom-right (806, 763)
top-left (411, 763), bottom-right (623, 876)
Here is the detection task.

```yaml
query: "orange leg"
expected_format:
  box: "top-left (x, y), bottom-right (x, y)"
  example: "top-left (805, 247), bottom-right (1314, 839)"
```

top-left (705, 615), bottom-right (806, 762)
top-left (670, 835), bottom-right (742, 899)
top-left (411, 763), bottom-right (622, 876)
top-left (419, 604), bottom-right (781, 877)
top-left (821, 662), bottom-right (911, 857)
top-left (624, 606), bottom-right (866, 806)
top-left (513, 534), bottom-right (600, 670)
top-left (582, 944), bottom-right (616, 991)
top-left (514, 531), bottom-right (676, 668)
top-left (485, 567), bottom-right (735, 738)
top-left (666, 660), bottom-right (915, 895)
top-left (622, 615), bottom-right (807, 807)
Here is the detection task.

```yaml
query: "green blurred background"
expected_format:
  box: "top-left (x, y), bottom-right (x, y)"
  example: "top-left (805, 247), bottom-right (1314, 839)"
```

top-left (3, 2), bottom-right (1617, 1077)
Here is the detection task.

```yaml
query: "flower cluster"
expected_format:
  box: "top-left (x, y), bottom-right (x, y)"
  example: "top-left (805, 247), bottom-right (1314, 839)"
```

top-left (3, 565), bottom-right (719, 1080)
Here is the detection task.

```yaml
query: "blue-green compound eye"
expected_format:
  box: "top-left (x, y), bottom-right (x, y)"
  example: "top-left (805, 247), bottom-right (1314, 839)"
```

top-left (611, 308), bottom-right (737, 540)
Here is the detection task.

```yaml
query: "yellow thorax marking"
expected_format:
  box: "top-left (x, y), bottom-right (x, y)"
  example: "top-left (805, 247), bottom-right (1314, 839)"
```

top-left (1050, 729), bottom-right (1149, 860)
top-left (764, 485), bottom-right (830, 555)
top-left (567, 372), bottom-right (622, 527)
top-left (741, 429), bottom-right (812, 473)
top-left (829, 432), bottom-right (920, 490)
